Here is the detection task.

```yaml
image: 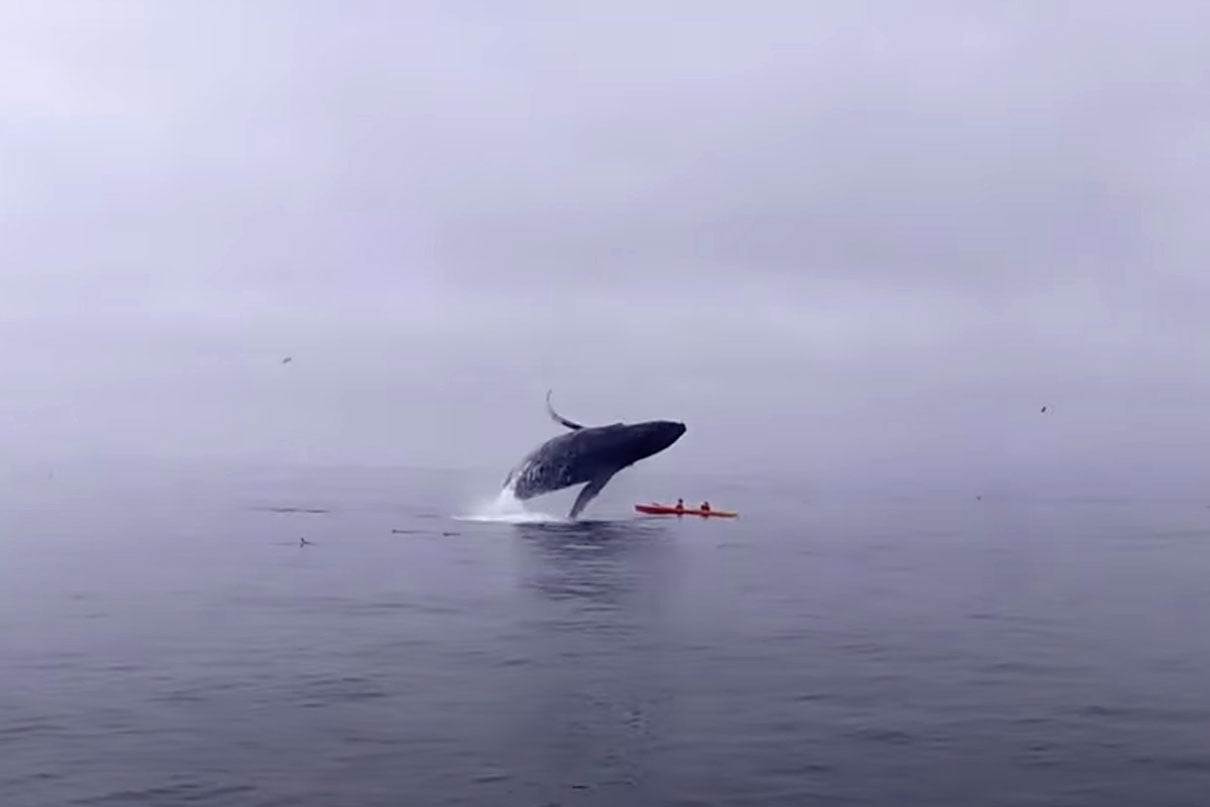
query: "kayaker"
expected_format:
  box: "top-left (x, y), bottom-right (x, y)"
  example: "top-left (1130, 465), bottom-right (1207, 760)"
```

top-left (675, 498), bottom-right (684, 512)
top-left (700, 501), bottom-right (711, 513)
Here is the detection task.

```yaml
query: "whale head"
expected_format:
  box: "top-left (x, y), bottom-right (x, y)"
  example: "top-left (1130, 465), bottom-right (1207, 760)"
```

top-left (624, 419), bottom-right (687, 462)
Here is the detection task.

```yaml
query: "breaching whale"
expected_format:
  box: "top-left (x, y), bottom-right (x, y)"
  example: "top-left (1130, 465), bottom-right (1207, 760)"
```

top-left (503, 391), bottom-right (687, 520)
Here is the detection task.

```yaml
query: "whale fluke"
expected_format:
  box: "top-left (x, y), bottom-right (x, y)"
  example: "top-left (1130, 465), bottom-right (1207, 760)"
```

top-left (545, 390), bottom-right (586, 431)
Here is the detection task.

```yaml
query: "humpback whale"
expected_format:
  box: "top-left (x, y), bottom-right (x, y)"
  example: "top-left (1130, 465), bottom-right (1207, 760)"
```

top-left (503, 391), bottom-right (686, 520)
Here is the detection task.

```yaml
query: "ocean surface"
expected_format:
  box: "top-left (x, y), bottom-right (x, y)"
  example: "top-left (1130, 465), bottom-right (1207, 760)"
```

top-left (3, 461), bottom-right (1210, 806)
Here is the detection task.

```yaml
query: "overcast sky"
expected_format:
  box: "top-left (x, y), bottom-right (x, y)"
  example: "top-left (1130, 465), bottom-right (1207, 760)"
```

top-left (2, 2), bottom-right (1208, 494)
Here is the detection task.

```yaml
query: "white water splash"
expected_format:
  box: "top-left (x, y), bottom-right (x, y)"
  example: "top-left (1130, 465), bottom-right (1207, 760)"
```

top-left (453, 489), bottom-right (568, 524)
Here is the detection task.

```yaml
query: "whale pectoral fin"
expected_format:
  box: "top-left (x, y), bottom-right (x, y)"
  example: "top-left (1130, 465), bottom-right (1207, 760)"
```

top-left (568, 471), bottom-right (615, 520)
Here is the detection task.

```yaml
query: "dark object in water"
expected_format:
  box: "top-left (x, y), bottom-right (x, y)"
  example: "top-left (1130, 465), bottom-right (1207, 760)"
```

top-left (256, 506), bottom-right (329, 514)
top-left (392, 528), bottom-right (461, 537)
top-left (299, 537), bottom-right (313, 547)
top-left (1040, 405), bottom-right (1048, 413)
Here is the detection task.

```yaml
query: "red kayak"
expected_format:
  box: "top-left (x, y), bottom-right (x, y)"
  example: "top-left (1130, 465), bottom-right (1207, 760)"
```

top-left (635, 503), bottom-right (738, 518)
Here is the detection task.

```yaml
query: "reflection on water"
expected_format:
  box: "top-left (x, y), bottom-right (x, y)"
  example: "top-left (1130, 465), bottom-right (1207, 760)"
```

top-left (513, 518), bottom-right (669, 554)
top-left (513, 519), bottom-right (672, 606)
top-left (502, 519), bottom-right (681, 801)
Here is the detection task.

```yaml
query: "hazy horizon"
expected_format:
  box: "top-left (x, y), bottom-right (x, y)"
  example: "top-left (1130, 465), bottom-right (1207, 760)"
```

top-left (3, 3), bottom-right (1208, 495)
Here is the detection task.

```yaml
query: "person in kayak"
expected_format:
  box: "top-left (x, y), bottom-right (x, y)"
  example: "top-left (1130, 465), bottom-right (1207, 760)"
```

top-left (675, 498), bottom-right (684, 512)
top-left (700, 501), bottom-right (711, 513)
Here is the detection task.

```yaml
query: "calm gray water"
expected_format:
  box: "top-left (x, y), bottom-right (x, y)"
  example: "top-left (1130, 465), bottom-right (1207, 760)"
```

top-left (3, 462), bottom-right (1210, 806)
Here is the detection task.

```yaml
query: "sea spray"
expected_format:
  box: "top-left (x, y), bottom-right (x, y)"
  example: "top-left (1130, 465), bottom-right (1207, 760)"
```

top-left (453, 488), bottom-right (567, 524)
